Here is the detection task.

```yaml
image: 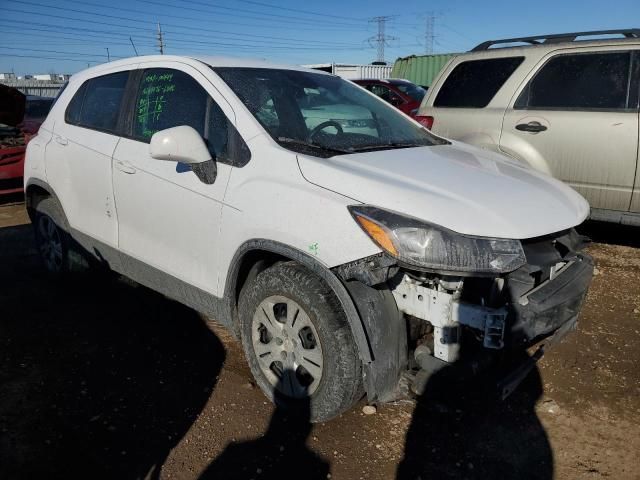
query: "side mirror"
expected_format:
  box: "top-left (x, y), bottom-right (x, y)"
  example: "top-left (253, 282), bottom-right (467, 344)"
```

top-left (149, 125), bottom-right (211, 164)
top-left (149, 125), bottom-right (217, 184)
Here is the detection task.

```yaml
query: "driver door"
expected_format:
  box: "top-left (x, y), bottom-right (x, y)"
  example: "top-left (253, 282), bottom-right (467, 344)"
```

top-left (112, 63), bottom-right (236, 294)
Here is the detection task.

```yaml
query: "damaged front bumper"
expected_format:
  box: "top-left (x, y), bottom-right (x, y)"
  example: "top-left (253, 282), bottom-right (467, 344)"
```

top-left (334, 228), bottom-right (593, 401)
top-left (391, 252), bottom-right (593, 364)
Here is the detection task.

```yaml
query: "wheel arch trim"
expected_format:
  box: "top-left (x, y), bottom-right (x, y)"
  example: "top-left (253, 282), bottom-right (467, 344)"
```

top-left (225, 239), bottom-right (374, 363)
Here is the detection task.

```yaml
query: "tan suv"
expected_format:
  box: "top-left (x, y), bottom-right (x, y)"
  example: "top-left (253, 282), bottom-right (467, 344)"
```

top-left (417, 29), bottom-right (640, 225)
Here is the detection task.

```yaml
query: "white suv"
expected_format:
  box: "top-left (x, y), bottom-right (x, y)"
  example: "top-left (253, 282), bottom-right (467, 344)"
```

top-left (25, 55), bottom-right (593, 421)
top-left (417, 29), bottom-right (640, 226)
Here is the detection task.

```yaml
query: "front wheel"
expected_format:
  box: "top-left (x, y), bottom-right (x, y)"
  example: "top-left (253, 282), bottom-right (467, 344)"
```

top-left (238, 262), bottom-right (363, 422)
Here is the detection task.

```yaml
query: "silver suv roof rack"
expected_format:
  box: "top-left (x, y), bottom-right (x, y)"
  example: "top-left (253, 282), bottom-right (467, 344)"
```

top-left (471, 29), bottom-right (640, 51)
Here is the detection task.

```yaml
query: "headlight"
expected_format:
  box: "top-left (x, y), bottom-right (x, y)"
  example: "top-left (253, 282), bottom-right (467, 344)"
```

top-left (349, 205), bottom-right (526, 274)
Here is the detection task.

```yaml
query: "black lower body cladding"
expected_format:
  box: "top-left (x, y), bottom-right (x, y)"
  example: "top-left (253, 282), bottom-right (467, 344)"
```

top-left (506, 253), bottom-right (594, 345)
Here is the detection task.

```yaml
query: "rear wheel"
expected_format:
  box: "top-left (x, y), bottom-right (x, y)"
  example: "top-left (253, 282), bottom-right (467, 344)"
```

top-left (33, 197), bottom-right (72, 275)
top-left (238, 262), bottom-right (363, 422)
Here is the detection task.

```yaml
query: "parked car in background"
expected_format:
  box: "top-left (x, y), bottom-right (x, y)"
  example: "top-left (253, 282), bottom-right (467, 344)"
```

top-left (0, 86), bottom-right (53, 194)
top-left (25, 55), bottom-right (593, 422)
top-left (418, 29), bottom-right (640, 226)
top-left (353, 78), bottom-right (426, 117)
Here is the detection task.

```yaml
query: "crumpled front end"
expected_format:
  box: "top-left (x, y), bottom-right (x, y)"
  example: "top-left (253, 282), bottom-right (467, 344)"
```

top-left (335, 228), bottom-right (593, 400)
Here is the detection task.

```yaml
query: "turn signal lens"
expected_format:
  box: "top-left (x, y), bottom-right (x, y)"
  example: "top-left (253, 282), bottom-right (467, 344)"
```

top-left (354, 214), bottom-right (398, 256)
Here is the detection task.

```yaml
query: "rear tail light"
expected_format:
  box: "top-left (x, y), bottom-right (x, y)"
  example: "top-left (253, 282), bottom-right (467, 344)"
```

top-left (414, 115), bottom-right (434, 130)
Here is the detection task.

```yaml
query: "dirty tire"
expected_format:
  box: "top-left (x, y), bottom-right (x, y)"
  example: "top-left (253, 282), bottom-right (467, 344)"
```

top-left (238, 262), bottom-right (363, 422)
top-left (33, 197), bottom-right (86, 275)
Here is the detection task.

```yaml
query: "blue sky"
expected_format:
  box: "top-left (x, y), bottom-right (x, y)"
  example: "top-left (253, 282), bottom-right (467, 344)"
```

top-left (1, 0), bottom-right (639, 75)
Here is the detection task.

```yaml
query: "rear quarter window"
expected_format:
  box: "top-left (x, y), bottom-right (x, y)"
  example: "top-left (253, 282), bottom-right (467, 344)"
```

top-left (65, 71), bottom-right (129, 133)
top-left (434, 57), bottom-right (524, 108)
top-left (515, 51), bottom-right (634, 110)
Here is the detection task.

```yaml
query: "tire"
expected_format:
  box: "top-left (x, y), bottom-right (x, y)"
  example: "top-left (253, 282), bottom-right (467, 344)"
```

top-left (33, 197), bottom-right (88, 275)
top-left (238, 262), bottom-right (363, 422)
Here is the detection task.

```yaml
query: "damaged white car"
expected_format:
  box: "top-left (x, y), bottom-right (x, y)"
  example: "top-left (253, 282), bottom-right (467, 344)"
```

top-left (24, 56), bottom-right (593, 422)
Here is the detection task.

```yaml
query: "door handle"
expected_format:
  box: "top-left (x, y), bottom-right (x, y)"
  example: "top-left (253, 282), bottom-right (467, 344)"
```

top-left (114, 160), bottom-right (136, 174)
top-left (515, 122), bottom-right (547, 133)
top-left (54, 135), bottom-right (68, 146)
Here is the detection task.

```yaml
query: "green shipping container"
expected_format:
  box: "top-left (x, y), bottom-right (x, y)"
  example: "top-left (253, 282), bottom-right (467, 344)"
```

top-left (391, 53), bottom-right (459, 88)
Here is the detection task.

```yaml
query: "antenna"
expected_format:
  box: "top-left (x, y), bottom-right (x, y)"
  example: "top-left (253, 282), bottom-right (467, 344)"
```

top-left (157, 22), bottom-right (165, 55)
top-left (368, 16), bottom-right (397, 63)
top-left (129, 36), bottom-right (139, 56)
top-left (424, 13), bottom-right (436, 54)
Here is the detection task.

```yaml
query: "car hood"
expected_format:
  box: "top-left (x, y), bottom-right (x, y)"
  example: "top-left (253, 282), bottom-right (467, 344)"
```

top-left (296, 141), bottom-right (590, 240)
top-left (0, 85), bottom-right (26, 127)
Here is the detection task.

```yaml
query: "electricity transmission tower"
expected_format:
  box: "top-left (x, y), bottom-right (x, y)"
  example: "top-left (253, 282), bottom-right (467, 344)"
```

top-left (368, 16), bottom-right (397, 63)
top-left (424, 13), bottom-right (436, 54)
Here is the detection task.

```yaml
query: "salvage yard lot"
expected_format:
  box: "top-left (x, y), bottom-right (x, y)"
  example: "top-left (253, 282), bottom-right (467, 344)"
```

top-left (1, 197), bottom-right (639, 480)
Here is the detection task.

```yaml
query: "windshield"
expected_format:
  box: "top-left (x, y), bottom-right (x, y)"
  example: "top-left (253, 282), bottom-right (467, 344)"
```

top-left (394, 82), bottom-right (427, 102)
top-left (213, 67), bottom-right (445, 157)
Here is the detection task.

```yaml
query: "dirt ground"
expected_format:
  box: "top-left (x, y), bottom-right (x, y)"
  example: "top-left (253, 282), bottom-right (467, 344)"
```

top-left (1, 195), bottom-right (639, 480)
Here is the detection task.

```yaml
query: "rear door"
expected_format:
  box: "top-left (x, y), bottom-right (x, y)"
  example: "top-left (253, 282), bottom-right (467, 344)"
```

top-left (500, 48), bottom-right (640, 212)
top-left (45, 69), bottom-right (132, 249)
top-left (424, 56), bottom-right (524, 151)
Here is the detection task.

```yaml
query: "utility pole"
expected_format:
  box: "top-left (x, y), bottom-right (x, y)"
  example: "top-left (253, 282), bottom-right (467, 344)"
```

top-left (106, 47), bottom-right (110, 62)
top-left (424, 13), bottom-right (436, 54)
top-left (157, 22), bottom-right (165, 55)
top-left (368, 16), bottom-right (397, 63)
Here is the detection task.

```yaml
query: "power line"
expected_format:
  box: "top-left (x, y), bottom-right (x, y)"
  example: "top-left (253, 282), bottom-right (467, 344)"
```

top-left (133, 0), bottom-right (370, 32)
top-left (0, 18), bottom-right (366, 55)
top-left (0, 46), bottom-right (120, 58)
top-left (59, 0), bottom-right (366, 34)
top-left (6, 0), bottom-right (366, 47)
top-left (1, 12), bottom-right (369, 53)
top-left (0, 23), bottom-right (156, 47)
top-left (237, 0), bottom-right (366, 22)
top-left (0, 53), bottom-right (107, 63)
top-left (161, 0), bottom-right (367, 27)
top-left (367, 16), bottom-right (397, 63)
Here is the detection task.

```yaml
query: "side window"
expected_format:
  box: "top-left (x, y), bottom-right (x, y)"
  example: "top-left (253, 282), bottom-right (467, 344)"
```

top-left (370, 84), bottom-right (392, 102)
top-left (133, 68), bottom-right (250, 166)
top-left (65, 82), bottom-right (87, 125)
top-left (434, 57), bottom-right (524, 108)
top-left (78, 71), bottom-right (128, 131)
top-left (134, 68), bottom-right (207, 140)
top-left (515, 52), bottom-right (632, 110)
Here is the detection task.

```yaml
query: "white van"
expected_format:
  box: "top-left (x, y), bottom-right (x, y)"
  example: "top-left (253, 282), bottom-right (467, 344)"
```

top-left (25, 55), bottom-right (593, 421)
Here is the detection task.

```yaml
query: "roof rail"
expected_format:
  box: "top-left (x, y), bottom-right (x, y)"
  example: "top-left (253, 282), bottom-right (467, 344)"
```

top-left (471, 29), bottom-right (640, 51)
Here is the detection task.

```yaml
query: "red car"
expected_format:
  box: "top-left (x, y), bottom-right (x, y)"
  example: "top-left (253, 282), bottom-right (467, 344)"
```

top-left (353, 78), bottom-right (427, 118)
top-left (0, 85), bottom-right (53, 195)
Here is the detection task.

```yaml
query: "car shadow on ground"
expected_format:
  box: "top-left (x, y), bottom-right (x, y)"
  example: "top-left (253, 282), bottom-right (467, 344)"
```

top-left (396, 354), bottom-right (553, 480)
top-left (578, 220), bottom-right (640, 248)
top-left (0, 222), bottom-right (226, 479)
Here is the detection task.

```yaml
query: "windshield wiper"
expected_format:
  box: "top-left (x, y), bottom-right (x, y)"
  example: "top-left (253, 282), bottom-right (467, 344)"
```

top-left (277, 137), bottom-right (352, 155)
top-left (348, 142), bottom-right (427, 152)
